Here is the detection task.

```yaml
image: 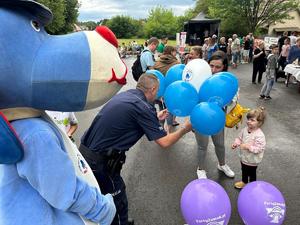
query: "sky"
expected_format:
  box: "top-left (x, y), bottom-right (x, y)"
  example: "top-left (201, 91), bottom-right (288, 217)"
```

top-left (78, 0), bottom-right (196, 22)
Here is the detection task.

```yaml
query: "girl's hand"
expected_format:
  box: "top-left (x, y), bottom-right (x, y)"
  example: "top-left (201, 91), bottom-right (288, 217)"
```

top-left (231, 143), bottom-right (238, 149)
top-left (240, 143), bottom-right (250, 150)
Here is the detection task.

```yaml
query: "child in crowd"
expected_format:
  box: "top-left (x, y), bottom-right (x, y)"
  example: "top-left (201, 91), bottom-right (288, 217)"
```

top-left (46, 111), bottom-right (78, 142)
top-left (259, 44), bottom-right (279, 100)
top-left (232, 107), bottom-right (266, 189)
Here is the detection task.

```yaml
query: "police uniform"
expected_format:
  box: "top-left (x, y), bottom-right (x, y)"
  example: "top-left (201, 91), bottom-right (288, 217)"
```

top-left (80, 89), bottom-right (166, 225)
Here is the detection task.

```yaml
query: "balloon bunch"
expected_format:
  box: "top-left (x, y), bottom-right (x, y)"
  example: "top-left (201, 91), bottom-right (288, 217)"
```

top-left (181, 180), bottom-right (286, 225)
top-left (146, 59), bottom-right (238, 135)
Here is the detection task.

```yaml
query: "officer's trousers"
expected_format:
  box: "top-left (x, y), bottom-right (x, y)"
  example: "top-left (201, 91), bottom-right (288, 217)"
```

top-left (80, 147), bottom-right (128, 225)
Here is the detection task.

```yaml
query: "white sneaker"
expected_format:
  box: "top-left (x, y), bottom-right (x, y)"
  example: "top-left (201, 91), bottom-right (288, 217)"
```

top-left (196, 169), bottom-right (207, 179)
top-left (217, 164), bottom-right (235, 178)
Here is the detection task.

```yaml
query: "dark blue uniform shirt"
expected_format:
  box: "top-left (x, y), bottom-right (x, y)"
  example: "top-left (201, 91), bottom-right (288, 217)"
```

top-left (81, 89), bottom-right (166, 152)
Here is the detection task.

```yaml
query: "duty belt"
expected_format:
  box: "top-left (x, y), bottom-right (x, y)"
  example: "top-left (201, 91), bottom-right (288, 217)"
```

top-left (79, 144), bottom-right (126, 175)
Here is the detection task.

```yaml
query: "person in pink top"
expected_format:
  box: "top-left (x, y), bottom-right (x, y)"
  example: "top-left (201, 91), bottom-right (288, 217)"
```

top-left (278, 37), bottom-right (291, 70)
top-left (231, 107), bottom-right (266, 189)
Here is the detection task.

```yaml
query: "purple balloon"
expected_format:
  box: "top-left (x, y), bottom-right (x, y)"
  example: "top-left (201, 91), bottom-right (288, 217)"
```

top-left (238, 181), bottom-right (286, 225)
top-left (181, 179), bottom-right (231, 225)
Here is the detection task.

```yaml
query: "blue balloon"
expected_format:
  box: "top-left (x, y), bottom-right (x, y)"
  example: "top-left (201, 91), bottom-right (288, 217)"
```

top-left (216, 72), bottom-right (239, 89)
top-left (164, 81), bottom-right (199, 117)
top-left (198, 73), bottom-right (238, 107)
top-left (165, 64), bottom-right (185, 87)
top-left (191, 102), bottom-right (225, 135)
top-left (145, 70), bottom-right (166, 98)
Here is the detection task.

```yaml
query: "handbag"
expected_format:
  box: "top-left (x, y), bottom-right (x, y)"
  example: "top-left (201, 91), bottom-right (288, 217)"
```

top-left (225, 103), bottom-right (250, 129)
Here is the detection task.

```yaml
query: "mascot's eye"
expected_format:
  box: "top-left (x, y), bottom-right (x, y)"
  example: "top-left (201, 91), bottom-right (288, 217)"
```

top-left (31, 20), bottom-right (41, 32)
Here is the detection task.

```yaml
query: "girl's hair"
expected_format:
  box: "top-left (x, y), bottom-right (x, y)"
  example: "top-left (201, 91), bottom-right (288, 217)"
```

top-left (163, 46), bottom-right (176, 55)
top-left (246, 107), bottom-right (266, 127)
top-left (191, 45), bottom-right (202, 58)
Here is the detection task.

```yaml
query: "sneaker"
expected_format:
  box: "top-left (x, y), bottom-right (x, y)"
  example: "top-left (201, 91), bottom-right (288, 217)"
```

top-left (217, 164), bottom-right (235, 178)
top-left (128, 218), bottom-right (134, 225)
top-left (259, 95), bottom-right (265, 99)
top-left (264, 96), bottom-right (272, 100)
top-left (234, 181), bottom-right (246, 189)
top-left (196, 169), bottom-right (207, 179)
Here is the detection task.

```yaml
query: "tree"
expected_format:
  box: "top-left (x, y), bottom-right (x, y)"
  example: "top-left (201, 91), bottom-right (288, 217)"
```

top-left (194, 0), bottom-right (299, 34)
top-left (144, 6), bottom-right (178, 38)
top-left (78, 21), bottom-right (97, 30)
top-left (37, 0), bottom-right (79, 34)
top-left (176, 9), bottom-right (195, 32)
top-left (230, 0), bottom-right (299, 32)
top-left (37, 0), bottom-right (65, 34)
top-left (105, 15), bottom-right (141, 38)
top-left (61, 0), bottom-right (80, 33)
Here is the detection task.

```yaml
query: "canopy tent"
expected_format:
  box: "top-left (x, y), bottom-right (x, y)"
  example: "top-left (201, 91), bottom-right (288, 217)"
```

top-left (184, 12), bottom-right (221, 46)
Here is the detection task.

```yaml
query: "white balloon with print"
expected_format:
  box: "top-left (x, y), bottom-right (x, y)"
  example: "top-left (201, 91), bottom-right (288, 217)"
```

top-left (182, 59), bottom-right (212, 92)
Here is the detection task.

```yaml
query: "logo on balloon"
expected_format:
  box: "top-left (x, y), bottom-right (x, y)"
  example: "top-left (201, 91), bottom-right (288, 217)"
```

top-left (265, 202), bottom-right (285, 224)
top-left (207, 96), bottom-right (224, 107)
top-left (207, 221), bottom-right (225, 225)
top-left (197, 214), bottom-right (226, 224)
top-left (184, 71), bottom-right (192, 81)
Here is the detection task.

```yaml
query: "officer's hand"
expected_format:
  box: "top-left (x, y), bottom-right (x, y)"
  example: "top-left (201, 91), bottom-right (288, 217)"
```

top-left (181, 118), bottom-right (192, 133)
top-left (157, 109), bottom-right (169, 121)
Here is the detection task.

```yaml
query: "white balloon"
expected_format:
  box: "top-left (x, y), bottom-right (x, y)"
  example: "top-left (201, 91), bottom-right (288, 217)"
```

top-left (182, 59), bottom-right (212, 92)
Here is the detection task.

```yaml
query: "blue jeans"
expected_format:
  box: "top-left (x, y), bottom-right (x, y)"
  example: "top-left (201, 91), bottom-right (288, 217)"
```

top-left (232, 52), bottom-right (239, 64)
top-left (260, 77), bottom-right (274, 96)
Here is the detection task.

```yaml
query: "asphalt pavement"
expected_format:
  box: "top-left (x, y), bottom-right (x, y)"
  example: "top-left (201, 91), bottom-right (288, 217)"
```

top-left (74, 56), bottom-right (300, 225)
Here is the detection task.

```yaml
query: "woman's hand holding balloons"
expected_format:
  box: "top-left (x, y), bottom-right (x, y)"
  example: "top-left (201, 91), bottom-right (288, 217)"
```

top-left (157, 109), bottom-right (169, 121)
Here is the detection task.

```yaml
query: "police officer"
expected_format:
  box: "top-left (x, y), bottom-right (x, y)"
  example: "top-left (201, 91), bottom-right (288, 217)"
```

top-left (80, 73), bottom-right (192, 225)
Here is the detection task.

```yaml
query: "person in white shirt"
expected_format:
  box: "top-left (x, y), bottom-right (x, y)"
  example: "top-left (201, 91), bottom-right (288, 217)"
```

top-left (46, 111), bottom-right (78, 141)
top-left (289, 31), bottom-right (298, 46)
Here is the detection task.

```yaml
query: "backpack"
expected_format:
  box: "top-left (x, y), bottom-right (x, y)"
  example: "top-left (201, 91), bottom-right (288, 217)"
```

top-left (225, 103), bottom-right (250, 129)
top-left (131, 49), bottom-right (149, 82)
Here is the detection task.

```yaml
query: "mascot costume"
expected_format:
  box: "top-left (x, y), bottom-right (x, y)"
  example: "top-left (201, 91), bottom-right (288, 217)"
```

top-left (0, 1), bottom-right (127, 225)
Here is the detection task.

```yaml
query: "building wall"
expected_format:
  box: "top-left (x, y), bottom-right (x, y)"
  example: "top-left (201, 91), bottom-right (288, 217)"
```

top-left (268, 10), bottom-right (300, 36)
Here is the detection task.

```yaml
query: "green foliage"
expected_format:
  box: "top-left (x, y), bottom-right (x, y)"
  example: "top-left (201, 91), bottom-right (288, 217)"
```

top-left (62, 0), bottom-right (80, 33)
top-left (105, 15), bottom-right (143, 38)
top-left (194, 0), bottom-right (299, 34)
top-left (176, 9), bottom-right (195, 32)
top-left (36, 0), bottom-right (79, 34)
top-left (144, 6), bottom-right (179, 38)
top-left (78, 21), bottom-right (97, 30)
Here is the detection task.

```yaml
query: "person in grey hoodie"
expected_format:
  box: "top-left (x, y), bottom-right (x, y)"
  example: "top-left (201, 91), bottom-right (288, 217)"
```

top-left (259, 44), bottom-right (279, 100)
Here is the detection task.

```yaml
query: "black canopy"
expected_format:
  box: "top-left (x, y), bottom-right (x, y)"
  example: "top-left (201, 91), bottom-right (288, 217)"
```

top-left (184, 12), bottom-right (221, 46)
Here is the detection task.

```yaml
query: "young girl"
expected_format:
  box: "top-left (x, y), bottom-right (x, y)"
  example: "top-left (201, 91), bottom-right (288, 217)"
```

top-left (232, 107), bottom-right (266, 189)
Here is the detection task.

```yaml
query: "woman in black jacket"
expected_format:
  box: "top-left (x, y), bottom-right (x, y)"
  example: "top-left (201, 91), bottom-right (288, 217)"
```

top-left (252, 42), bottom-right (266, 84)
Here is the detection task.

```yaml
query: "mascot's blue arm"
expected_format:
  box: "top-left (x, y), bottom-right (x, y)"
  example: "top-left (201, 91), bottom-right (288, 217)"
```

top-left (9, 118), bottom-right (115, 224)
